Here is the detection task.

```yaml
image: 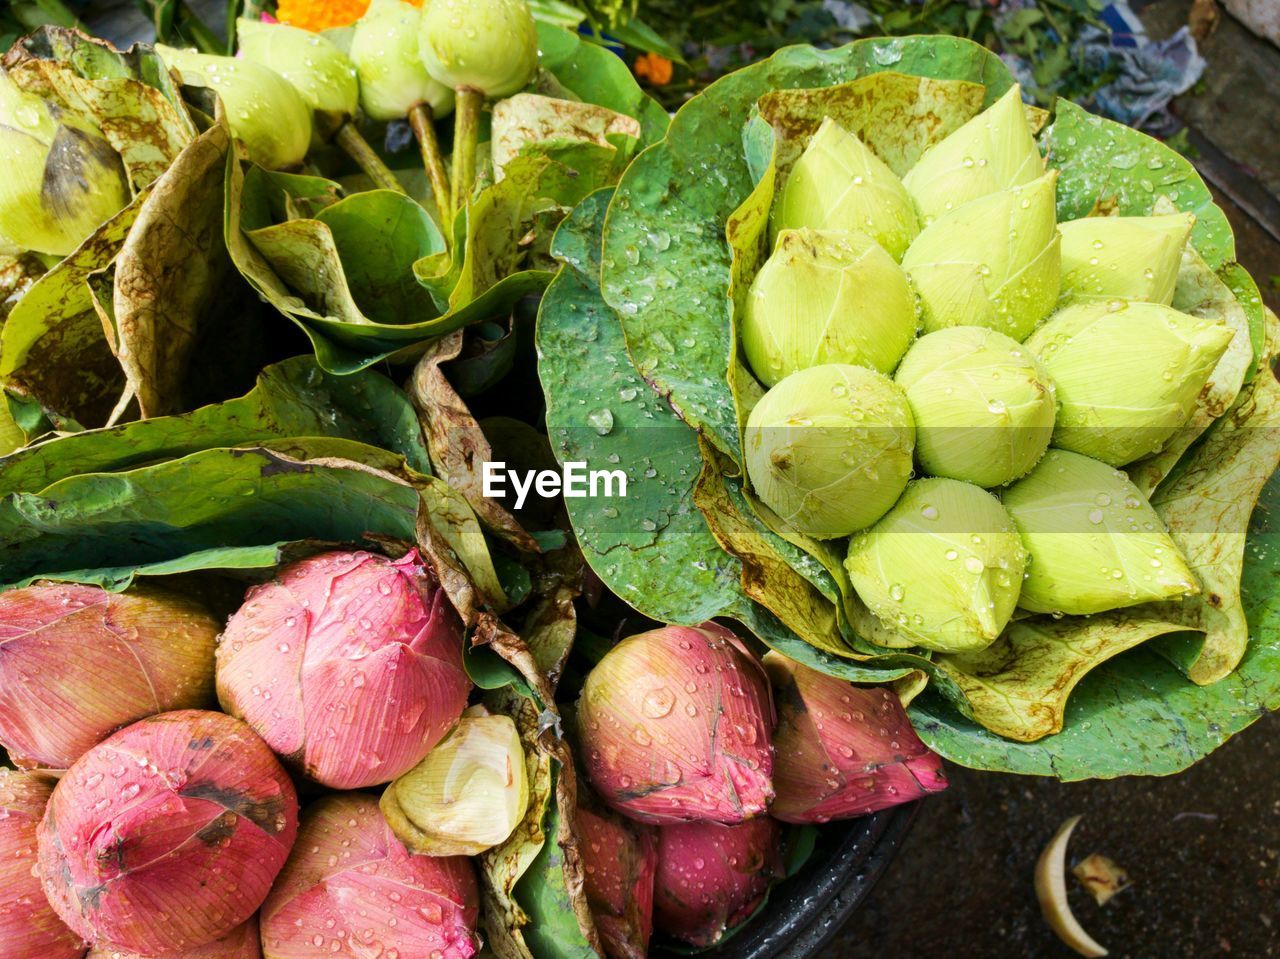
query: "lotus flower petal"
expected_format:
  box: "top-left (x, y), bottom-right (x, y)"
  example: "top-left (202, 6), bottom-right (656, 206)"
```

top-left (902, 171), bottom-right (1061, 340)
top-left (88, 917), bottom-right (261, 958)
top-left (578, 623), bottom-right (775, 824)
top-left (653, 818), bottom-right (782, 947)
top-left (895, 326), bottom-right (1056, 488)
top-left (38, 710), bottom-right (298, 955)
top-left (744, 363), bottom-right (916, 539)
top-left (0, 70), bottom-right (130, 257)
top-left (382, 707), bottom-right (529, 856)
top-left (764, 654), bottom-right (947, 823)
top-left (236, 18), bottom-right (359, 117)
top-left (844, 478), bottom-right (1027, 652)
top-left (0, 769), bottom-right (86, 959)
top-left (156, 46), bottom-right (312, 169)
top-left (1002, 449), bottom-right (1199, 615)
top-left (217, 550), bottom-right (471, 789)
top-left (260, 792), bottom-right (480, 959)
top-left (1058, 212), bottom-right (1194, 306)
top-left (1025, 299), bottom-right (1234, 466)
top-left (578, 807), bottom-right (656, 959)
top-left (0, 583), bottom-right (218, 769)
top-left (350, 0), bottom-right (454, 120)
top-left (773, 117), bottom-right (919, 260)
top-left (742, 228), bottom-right (917, 386)
top-left (903, 85), bottom-right (1044, 226)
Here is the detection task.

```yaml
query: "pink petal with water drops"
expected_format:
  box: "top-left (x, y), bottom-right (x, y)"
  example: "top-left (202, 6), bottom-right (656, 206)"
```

top-left (260, 793), bottom-right (479, 959)
top-left (38, 710), bottom-right (298, 955)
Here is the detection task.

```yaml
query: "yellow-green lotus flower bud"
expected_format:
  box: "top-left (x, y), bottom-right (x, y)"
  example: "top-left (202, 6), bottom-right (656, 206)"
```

top-left (742, 228), bottom-right (917, 387)
top-left (902, 85), bottom-right (1044, 226)
top-left (350, 0), bottom-right (455, 121)
top-left (895, 327), bottom-right (1056, 488)
top-left (772, 118), bottom-right (919, 260)
top-left (745, 363), bottom-right (915, 539)
top-left (1024, 300), bottom-right (1234, 466)
top-left (901, 171), bottom-right (1061, 340)
top-left (844, 478), bottom-right (1027, 652)
top-left (1002, 448), bottom-right (1198, 614)
top-left (419, 0), bottom-right (539, 99)
top-left (236, 18), bottom-right (359, 118)
top-left (156, 46), bottom-right (311, 169)
top-left (0, 71), bottom-right (129, 257)
top-left (1057, 212), bottom-right (1194, 305)
top-left (380, 707), bottom-right (528, 857)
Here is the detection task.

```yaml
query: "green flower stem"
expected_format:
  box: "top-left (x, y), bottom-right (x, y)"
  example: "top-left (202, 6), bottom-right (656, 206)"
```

top-left (408, 102), bottom-right (453, 230)
top-left (451, 86), bottom-right (484, 216)
top-left (334, 122), bottom-right (407, 195)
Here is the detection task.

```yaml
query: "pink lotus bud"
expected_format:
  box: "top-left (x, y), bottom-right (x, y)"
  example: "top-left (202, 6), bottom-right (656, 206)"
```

top-left (38, 710), bottom-right (299, 955)
top-left (261, 792), bottom-right (480, 959)
top-left (653, 818), bottom-right (783, 947)
top-left (87, 917), bottom-right (261, 959)
top-left (0, 769), bottom-right (86, 959)
top-left (217, 550), bottom-right (471, 790)
top-left (578, 623), bottom-right (775, 824)
top-left (0, 584), bottom-right (219, 769)
top-left (764, 654), bottom-right (947, 823)
top-left (577, 806), bottom-right (656, 959)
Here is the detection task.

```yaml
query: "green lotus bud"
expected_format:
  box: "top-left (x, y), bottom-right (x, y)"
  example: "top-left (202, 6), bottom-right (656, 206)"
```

top-left (1057, 212), bottom-right (1194, 305)
top-left (1024, 300), bottom-right (1234, 466)
top-left (772, 117), bottom-right (919, 260)
top-left (744, 363), bottom-right (915, 539)
top-left (0, 71), bottom-right (129, 257)
top-left (902, 85), bottom-right (1044, 226)
top-left (349, 0), bottom-right (455, 121)
top-left (895, 327), bottom-right (1056, 488)
top-left (236, 18), bottom-right (359, 118)
top-left (844, 478), bottom-right (1027, 652)
top-left (742, 228), bottom-right (917, 387)
top-left (156, 46), bottom-right (311, 169)
top-left (902, 171), bottom-right (1061, 340)
top-left (1001, 448), bottom-right (1198, 615)
top-left (419, 0), bottom-right (539, 99)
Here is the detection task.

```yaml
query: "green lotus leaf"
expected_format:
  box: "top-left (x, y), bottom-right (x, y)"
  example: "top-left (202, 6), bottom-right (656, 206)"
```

top-left (0, 356), bottom-right (430, 497)
top-left (491, 92), bottom-right (641, 183)
top-left (0, 446), bottom-right (421, 585)
top-left (752, 71), bottom-right (990, 181)
top-left (1149, 337), bottom-right (1280, 685)
top-left (1220, 262), bottom-right (1267, 384)
top-left (4, 26), bottom-right (196, 190)
top-left (932, 611), bottom-right (1190, 743)
top-left (227, 151), bottom-right (594, 373)
top-left (533, 22), bottom-right (668, 149)
top-left (106, 120), bottom-right (232, 418)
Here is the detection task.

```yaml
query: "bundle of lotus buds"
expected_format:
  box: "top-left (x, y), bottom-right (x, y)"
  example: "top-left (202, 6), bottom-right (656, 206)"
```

top-left (576, 622), bottom-right (946, 948)
top-left (743, 84), bottom-right (1233, 652)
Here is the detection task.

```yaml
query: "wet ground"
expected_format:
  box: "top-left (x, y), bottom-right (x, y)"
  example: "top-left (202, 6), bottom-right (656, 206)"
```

top-left (839, 4), bottom-right (1280, 956)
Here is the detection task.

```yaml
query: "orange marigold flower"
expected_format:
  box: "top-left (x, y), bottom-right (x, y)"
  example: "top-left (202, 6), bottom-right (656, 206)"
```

top-left (633, 52), bottom-right (673, 87)
top-left (275, 0), bottom-right (422, 33)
